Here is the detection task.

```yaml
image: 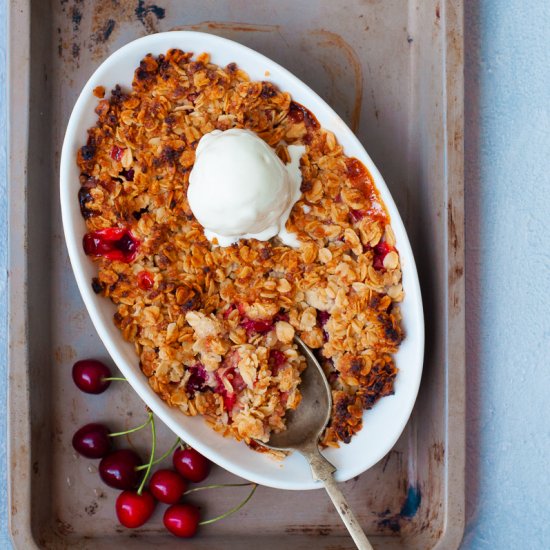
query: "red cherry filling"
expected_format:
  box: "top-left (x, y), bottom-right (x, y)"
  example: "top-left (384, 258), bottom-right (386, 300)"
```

top-left (236, 304), bottom-right (276, 335)
top-left (274, 310), bottom-right (289, 322)
top-left (163, 503), bottom-right (200, 538)
top-left (111, 145), bottom-right (125, 161)
top-left (223, 304), bottom-right (236, 319)
top-left (225, 304), bottom-right (288, 327)
top-left (317, 311), bottom-right (330, 327)
top-left (173, 448), bottom-right (210, 483)
top-left (349, 209), bottom-right (367, 223)
top-left (116, 490), bottom-right (156, 528)
top-left (240, 317), bottom-right (274, 335)
top-left (316, 310), bottom-right (331, 342)
top-left (83, 227), bottom-right (139, 263)
top-left (372, 241), bottom-right (394, 271)
top-left (120, 168), bottom-right (134, 181)
top-left (185, 363), bottom-right (207, 396)
top-left (137, 270), bottom-right (154, 290)
top-left (215, 367), bottom-right (247, 412)
top-left (230, 369), bottom-right (247, 393)
top-left (268, 350), bottom-right (287, 375)
top-left (78, 183), bottom-right (96, 219)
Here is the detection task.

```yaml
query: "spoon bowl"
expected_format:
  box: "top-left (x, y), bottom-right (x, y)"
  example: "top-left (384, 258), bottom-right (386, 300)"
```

top-left (264, 337), bottom-right (332, 452)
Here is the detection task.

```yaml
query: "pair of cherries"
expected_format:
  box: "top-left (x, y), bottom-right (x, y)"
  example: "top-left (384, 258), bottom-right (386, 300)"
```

top-left (72, 359), bottom-right (211, 537)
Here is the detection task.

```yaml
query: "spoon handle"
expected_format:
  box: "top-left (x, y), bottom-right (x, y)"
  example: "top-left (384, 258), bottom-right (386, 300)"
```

top-left (322, 474), bottom-right (373, 550)
top-left (306, 449), bottom-right (373, 550)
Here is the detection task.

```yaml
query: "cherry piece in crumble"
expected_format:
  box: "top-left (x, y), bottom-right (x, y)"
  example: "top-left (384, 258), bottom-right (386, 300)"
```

top-left (317, 310), bottom-right (330, 327)
top-left (349, 209), bottom-right (367, 223)
top-left (120, 168), bottom-right (134, 181)
top-left (185, 363), bottom-right (207, 396)
top-left (372, 241), bottom-right (395, 271)
top-left (111, 145), bottom-right (125, 161)
top-left (137, 270), bottom-right (154, 290)
top-left (240, 317), bottom-right (274, 335)
top-left (268, 350), bottom-right (287, 375)
top-left (215, 367), bottom-right (247, 413)
top-left (316, 310), bottom-right (331, 342)
top-left (83, 227), bottom-right (139, 263)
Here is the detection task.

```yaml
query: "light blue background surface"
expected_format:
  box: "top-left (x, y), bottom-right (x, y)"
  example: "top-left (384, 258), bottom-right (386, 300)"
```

top-left (1, 1), bottom-right (549, 547)
top-left (462, 1), bottom-right (550, 549)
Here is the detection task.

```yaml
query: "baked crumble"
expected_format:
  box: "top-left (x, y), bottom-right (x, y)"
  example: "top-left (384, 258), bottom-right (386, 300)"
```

top-left (77, 49), bottom-right (403, 451)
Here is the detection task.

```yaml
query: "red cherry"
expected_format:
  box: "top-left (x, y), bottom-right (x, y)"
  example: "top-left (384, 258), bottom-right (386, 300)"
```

top-left (116, 490), bottom-right (156, 528)
top-left (163, 503), bottom-right (200, 538)
top-left (269, 350), bottom-right (287, 368)
top-left (72, 423), bottom-right (112, 458)
top-left (185, 363), bottom-right (207, 396)
top-left (372, 241), bottom-right (394, 271)
top-left (99, 449), bottom-right (142, 489)
top-left (111, 145), bottom-right (125, 161)
top-left (223, 304), bottom-right (236, 319)
top-left (72, 359), bottom-right (111, 394)
top-left (317, 310), bottom-right (330, 327)
top-left (137, 270), bottom-right (154, 290)
top-left (316, 310), bottom-right (331, 342)
top-left (214, 367), bottom-right (246, 413)
top-left (83, 227), bottom-right (139, 263)
top-left (173, 448), bottom-right (210, 483)
top-left (349, 209), bottom-right (367, 223)
top-left (120, 168), bottom-right (134, 181)
top-left (222, 393), bottom-right (237, 412)
top-left (240, 317), bottom-right (273, 334)
top-left (149, 469), bottom-right (188, 504)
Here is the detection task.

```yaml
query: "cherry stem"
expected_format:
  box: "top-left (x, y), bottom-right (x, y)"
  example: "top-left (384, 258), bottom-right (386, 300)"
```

top-left (135, 437), bottom-right (181, 471)
top-left (198, 483), bottom-right (258, 526)
top-left (102, 376), bottom-right (127, 382)
top-left (184, 482), bottom-right (253, 495)
top-left (108, 415), bottom-right (152, 438)
top-left (137, 413), bottom-right (156, 495)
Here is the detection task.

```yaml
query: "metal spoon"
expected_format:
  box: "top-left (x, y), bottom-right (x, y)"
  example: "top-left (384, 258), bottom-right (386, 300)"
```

top-left (258, 336), bottom-right (373, 550)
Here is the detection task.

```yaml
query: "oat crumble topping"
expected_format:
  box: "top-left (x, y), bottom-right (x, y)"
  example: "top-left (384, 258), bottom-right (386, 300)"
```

top-left (77, 49), bottom-right (404, 451)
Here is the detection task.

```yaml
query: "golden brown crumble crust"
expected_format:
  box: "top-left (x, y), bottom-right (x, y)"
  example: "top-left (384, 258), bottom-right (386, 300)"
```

top-left (77, 49), bottom-right (404, 450)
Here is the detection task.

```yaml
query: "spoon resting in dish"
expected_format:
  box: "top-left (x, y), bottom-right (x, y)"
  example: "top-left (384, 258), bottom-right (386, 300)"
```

top-left (257, 336), bottom-right (374, 550)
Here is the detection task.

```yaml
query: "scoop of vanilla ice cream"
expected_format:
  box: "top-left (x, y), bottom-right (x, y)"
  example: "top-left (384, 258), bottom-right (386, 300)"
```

top-left (187, 129), bottom-right (305, 247)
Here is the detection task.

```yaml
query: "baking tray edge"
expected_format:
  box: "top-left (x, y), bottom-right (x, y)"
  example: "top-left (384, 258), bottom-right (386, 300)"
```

top-left (8, 0), bottom-right (36, 548)
top-left (435, 1), bottom-right (465, 548)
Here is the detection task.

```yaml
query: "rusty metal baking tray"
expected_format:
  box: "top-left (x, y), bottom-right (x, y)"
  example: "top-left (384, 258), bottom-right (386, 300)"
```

top-left (8, 0), bottom-right (465, 548)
